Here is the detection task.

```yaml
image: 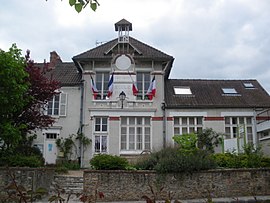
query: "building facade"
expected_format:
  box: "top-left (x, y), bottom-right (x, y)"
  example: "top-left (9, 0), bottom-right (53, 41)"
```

top-left (33, 19), bottom-right (270, 166)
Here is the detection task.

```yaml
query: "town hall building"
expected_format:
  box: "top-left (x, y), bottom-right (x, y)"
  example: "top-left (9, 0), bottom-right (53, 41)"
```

top-left (33, 19), bottom-right (270, 166)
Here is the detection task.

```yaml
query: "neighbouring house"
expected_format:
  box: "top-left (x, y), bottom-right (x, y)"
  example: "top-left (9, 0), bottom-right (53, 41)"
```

top-left (33, 19), bottom-right (270, 166)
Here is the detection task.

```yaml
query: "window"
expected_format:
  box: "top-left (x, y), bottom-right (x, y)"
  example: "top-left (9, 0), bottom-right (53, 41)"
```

top-left (95, 117), bottom-right (108, 132)
top-left (121, 117), bottom-right (151, 151)
top-left (45, 133), bottom-right (58, 139)
top-left (136, 72), bottom-right (150, 100)
top-left (95, 135), bottom-right (107, 153)
top-left (174, 117), bottom-right (203, 135)
top-left (96, 72), bottom-right (110, 100)
top-left (222, 88), bottom-right (237, 94)
top-left (174, 87), bottom-right (192, 95)
top-left (225, 117), bottom-right (253, 143)
top-left (243, 82), bottom-right (254, 88)
top-left (94, 117), bottom-right (108, 153)
top-left (48, 93), bottom-right (67, 116)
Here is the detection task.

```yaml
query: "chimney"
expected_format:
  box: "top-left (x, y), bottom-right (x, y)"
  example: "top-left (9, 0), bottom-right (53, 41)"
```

top-left (48, 51), bottom-right (62, 69)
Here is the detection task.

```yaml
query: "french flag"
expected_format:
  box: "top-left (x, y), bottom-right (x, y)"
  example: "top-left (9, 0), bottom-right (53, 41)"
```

top-left (146, 76), bottom-right (156, 100)
top-left (107, 73), bottom-right (114, 98)
top-left (132, 82), bottom-right (139, 96)
top-left (90, 75), bottom-right (99, 99)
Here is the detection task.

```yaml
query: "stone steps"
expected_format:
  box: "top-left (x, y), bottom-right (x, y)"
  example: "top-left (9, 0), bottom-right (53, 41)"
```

top-left (50, 174), bottom-right (84, 195)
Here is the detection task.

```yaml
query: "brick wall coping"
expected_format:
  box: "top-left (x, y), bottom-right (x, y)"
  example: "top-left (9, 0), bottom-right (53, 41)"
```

top-left (0, 167), bottom-right (55, 172)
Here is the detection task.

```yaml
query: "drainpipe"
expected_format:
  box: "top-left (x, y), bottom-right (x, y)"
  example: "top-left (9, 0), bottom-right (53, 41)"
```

top-left (253, 108), bottom-right (258, 148)
top-left (79, 79), bottom-right (85, 168)
top-left (162, 102), bottom-right (166, 148)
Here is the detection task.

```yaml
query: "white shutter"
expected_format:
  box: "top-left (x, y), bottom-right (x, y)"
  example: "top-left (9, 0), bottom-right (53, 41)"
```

top-left (59, 93), bottom-right (67, 116)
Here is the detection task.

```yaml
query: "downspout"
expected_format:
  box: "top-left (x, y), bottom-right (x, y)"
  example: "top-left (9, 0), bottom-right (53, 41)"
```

top-left (162, 102), bottom-right (166, 148)
top-left (253, 108), bottom-right (258, 148)
top-left (77, 60), bottom-right (85, 168)
top-left (79, 79), bottom-right (85, 168)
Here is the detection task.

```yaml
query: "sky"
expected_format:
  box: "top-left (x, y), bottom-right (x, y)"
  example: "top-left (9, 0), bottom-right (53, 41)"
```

top-left (1, 0), bottom-right (270, 93)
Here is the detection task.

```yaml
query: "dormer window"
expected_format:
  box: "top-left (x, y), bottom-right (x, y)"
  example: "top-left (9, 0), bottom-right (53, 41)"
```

top-left (174, 87), bottom-right (192, 95)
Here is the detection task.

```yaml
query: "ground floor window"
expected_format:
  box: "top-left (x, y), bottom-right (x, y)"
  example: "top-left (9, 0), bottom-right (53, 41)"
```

top-left (173, 117), bottom-right (203, 135)
top-left (94, 135), bottom-right (107, 153)
top-left (121, 117), bottom-right (151, 151)
top-left (225, 117), bottom-right (253, 143)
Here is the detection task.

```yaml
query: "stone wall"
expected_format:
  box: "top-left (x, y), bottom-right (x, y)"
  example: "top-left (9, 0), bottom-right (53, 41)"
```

top-left (0, 167), bottom-right (55, 192)
top-left (84, 169), bottom-right (270, 202)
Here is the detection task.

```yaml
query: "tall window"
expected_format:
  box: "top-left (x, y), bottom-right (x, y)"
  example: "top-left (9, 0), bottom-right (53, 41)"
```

top-left (225, 117), bottom-right (253, 143)
top-left (174, 117), bottom-right (203, 135)
top-left (121, 117), bottom-right (151, 151)
top-left (96, 72), bottom-right (109, 100)
top-left (48, 93), bottom-right (67, 116)
top-left (94, 117), bottom-right (108, 153)
top-left (136, 72), bottom-right (150, 100)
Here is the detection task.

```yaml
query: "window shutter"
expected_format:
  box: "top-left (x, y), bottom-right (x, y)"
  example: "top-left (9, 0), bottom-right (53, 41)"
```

top-left (60, 93), bottom-right (67, 116)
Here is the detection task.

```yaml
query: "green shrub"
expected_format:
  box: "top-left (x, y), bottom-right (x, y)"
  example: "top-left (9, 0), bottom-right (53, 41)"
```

top-left (135, 147), bottom-right (217, 173)
top-left (90, 154), bottom-right (129, 170)
top-left (0, 155), bottom-right (44, 167)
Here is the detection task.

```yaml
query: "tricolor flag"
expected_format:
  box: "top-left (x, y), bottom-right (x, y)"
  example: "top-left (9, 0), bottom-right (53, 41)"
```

top-left (146, 76), bottom-right (156, 100)
top-left (132, 82), bottom-right (139, 96)
top-left (107, 73), bottom-right (114, 98)
top-left (90, 75), bottom-right (99, 99)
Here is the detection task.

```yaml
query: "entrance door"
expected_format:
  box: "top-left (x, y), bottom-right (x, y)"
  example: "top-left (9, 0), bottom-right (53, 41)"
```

top-left (44, 140), bottom-right (57, 164)
top-left (43, 132), bottom-right (59, 164)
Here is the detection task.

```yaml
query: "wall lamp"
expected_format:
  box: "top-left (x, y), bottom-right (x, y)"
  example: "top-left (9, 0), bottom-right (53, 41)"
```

top-left (119, 91), bottom-right (126, 109)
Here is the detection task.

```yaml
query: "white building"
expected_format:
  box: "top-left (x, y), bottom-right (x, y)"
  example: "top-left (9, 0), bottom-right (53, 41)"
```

top-left (33, 19), bottom-right (270, 166)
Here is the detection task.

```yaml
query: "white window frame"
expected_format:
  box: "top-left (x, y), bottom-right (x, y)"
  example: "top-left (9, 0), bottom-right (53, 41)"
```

top-left (225, 116), bottom-right (253, 143)
top-left (47, 93), bottom-right (67, 116)
top-left (173, 117), bottom-right (203, 135)
top-left (120, 117), bottom-right (151, 153)
top-left (136, 72), bottom-right (151, 100)
top-left (222, 88), bottom-right (238, 94)
top-left (95, 72), bottom-right (109, 100)
top-left (94, 117), bottom-right (108, 153)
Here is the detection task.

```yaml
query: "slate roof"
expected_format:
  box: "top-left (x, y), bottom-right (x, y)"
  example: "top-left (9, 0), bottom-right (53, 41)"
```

top-left (38, 62), bottom-right (81, 87)
top-left (165, 79), bottom-right (270, 108)
top-left (72, 36), bottom-right (173, 61)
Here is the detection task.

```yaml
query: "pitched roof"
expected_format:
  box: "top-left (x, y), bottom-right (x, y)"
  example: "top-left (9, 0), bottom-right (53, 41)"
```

top-left (165, 79), bottom-right (270, 108)
top-left (72, 36), bottom-right (173, 61)
top-left (38, 62), bottom-right (81, 87)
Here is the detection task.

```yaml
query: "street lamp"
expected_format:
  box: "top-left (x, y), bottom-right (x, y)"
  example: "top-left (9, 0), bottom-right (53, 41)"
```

top-left (119, 91), bottom-right (126, 109)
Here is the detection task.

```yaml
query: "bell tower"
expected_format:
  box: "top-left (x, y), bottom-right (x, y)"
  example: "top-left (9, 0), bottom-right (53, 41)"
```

top-left (115, 19), bottom-right (132, 43)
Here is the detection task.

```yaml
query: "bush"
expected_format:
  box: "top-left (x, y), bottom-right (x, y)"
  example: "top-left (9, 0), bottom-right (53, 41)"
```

top-left (0, 154), bottom-right (44, 167)
top-left (135, 147), bottom-right (217, 173)
top-left (90, 154), bottom-right (129, 170)
top-left (212, 152), bottom-right (270, 168)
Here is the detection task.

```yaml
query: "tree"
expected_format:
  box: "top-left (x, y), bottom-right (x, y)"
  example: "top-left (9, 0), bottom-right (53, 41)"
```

top-left (0, 44), bottom-right (60, 154)
top-left (0, 44), bottom-right (29, 152)
top-left (68, 0), bottom-right (100, 13)
top-left (46, 0), bottom-right (100, 13)
top-left (197, 128), bottom-right (223, 153)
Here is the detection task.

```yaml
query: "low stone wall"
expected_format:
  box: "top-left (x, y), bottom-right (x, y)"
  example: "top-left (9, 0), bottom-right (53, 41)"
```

top-left (84, 169), bottom-right (270, 202)
top-left (0, 167), bottom-right (55, 192)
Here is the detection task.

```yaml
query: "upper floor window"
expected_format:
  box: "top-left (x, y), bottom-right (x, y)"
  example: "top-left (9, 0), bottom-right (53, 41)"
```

top-left (48, 93), bottom-right (67, 116)
top-left (96, 72), bottom-right (110, 100)
top-left (222, 88), bottom-right (238, 94)
top-left (136, 72), bottom-right (150, 100)
top-left (243, 82), bottom-right (254, 89)
top-left (95, 117), bottom-right (108, 132)
top-left (174, 87), bottom-right (192, 95)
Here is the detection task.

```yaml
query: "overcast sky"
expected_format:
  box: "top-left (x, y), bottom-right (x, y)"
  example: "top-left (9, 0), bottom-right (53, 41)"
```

top-left (1, 0), bottom-right (270, 93)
